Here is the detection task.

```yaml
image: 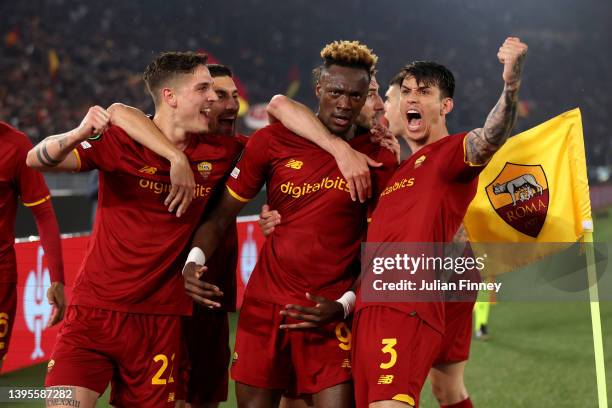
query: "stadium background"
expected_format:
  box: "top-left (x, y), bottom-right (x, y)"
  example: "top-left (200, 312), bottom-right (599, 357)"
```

top-left (1, 0), bottom-right (611, 406)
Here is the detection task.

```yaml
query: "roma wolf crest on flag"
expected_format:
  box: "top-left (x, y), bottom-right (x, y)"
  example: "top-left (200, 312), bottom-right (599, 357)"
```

top-left (486, 163), bottom-right (549, 237)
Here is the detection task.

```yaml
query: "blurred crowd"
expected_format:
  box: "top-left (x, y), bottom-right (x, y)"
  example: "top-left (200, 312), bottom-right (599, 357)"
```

top-left (1, 0), bottom-right (610, 178)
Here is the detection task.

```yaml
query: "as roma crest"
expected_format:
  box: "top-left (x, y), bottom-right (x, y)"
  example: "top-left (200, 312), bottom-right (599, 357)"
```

top-left (197, 161), bottom-right (212, 179)
top-left (485, 162), bottom-right (549, 238)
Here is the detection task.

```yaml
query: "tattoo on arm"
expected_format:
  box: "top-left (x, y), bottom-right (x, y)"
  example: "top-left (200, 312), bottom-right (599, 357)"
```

top-left (41, 142), bottom-right (62, 166)
top-left (36, 135), bottom-right (70, 167)
top-left (465, 86), bottom-right (519, 165)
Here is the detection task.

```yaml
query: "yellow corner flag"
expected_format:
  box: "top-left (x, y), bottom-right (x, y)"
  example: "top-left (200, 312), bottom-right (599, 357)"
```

top-left (464, 108), bottom-right (607, 407)
top-left (464, 108), bottom-right (590, 243)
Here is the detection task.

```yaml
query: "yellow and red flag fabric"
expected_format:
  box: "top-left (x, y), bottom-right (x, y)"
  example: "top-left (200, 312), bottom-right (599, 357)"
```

top-left (464, 108), bottom-right (591, 243)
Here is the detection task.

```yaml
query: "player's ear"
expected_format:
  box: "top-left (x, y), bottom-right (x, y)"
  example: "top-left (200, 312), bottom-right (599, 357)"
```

top-left (315, 82), bottom-right (322, 99)
top-left (441, 97), bottom-right (454, 115)
top-left (162, 87), bottom-right (178, 108)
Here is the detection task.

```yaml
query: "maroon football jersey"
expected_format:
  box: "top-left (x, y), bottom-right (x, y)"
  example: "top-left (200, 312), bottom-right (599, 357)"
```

top-left (0, 122), bottom-right (51, 282)
top-left (226, 122), bottom-right (396, 306)
top-left (357, 133), bottom-right (484, 334)
top-left (71, 126), bottom-right (243, 315)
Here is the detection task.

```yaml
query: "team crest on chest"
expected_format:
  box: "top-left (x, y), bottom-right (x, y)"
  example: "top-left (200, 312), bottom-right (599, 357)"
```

top-left (414, 155), bottom-right (426, 168)
top-left (285, 159), bottom-right (303, 170)
top-left (486, 162), bottom-right (549, 237)
top-left (197, 161), bottom-right (212, 179)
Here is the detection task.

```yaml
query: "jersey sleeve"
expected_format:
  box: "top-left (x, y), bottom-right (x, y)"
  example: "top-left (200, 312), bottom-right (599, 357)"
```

top-left (73, 127), bottom-right (126, 173)
top-left (225, 127), bottom-right (272, 202)
top-left (439, 132), bottom-right (486, 183)
top-left (14, 134), bottom-right (51, 207)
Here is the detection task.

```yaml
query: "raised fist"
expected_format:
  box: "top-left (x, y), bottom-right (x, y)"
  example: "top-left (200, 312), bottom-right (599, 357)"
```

top-left (497, 37), bottom-right (528, 88)
top-left (76, 106), bottom-right (111, 140)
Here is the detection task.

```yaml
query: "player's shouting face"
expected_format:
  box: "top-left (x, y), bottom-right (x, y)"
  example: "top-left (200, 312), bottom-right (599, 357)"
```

top-left (315, 64), bottom-right (369, 136)
top-left (172, 64), bottom-right (218, 134)
top-left (400, 74), bottom-right (454, 144)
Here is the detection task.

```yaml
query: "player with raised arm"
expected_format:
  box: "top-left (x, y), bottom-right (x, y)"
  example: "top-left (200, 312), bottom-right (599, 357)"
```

top-left (259, 67), bottom-right (478, 408)
top-left (26, 52), bottom-right (245, 408)
top-left (183, 41), bottom-right (397, 408)
top-left (0, 122), bottom-right (65, 373)
top-left (378, 69), bottom-right (479, 407)
top-left (351, 37), bottom-right (528, 408)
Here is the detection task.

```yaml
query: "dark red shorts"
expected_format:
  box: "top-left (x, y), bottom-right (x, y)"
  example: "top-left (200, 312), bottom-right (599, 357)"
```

top-left (0, 283), bottom-right (17, 361)
top-left (352, 306), bottom-right (442, 408)
top-left (45, 305), bottom-right (181, 407)
top-left (231, 296), bottom-right (351, 396)
top-left (433, 301), bottom-right (474, 366)
top-left (178, 306), bottom-right (231, 403)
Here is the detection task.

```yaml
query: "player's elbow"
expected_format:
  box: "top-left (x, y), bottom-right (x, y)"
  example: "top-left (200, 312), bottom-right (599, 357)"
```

top-left (26, 147), bottom-right (43, 169)
top-left (267, 94), bottom-right (290, 116)
top-left (106, 102), bottom-right (129, 124)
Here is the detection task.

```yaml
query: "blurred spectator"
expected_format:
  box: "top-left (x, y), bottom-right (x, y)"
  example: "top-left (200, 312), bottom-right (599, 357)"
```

top-left (1, 0), bottom-right (610, 180)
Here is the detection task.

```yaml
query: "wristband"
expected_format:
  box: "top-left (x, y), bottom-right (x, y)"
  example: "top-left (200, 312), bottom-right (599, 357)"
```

top-left (183, 247), bottom-right (206, 275)
top-left (336, 290), bottom-right (356, 319)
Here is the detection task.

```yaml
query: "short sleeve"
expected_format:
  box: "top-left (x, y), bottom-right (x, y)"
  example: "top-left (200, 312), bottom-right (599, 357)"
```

top-left (439, 133), bottom-right (485, 183)
top-left (225, 127), bottom-right (272, 202)
top-left (14, 134), bottom-right (50, 207)
top-left (73, 127), bottom-right (126, 173)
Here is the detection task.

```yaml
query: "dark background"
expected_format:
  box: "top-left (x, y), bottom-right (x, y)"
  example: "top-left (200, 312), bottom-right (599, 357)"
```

top-left (3, 0), bottom-right (610, 235)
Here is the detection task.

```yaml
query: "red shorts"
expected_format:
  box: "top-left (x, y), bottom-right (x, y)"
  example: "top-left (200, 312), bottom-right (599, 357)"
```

top-left (45, 305), bottom-right (181, 407)
top-left (178, 306), bottom-right (230, 403)
top-left (433, 301), bottom-right (474, 366)
top-left (0, 283), bottom-right (17, 361)
top-left (352, 306), bottom-right (442, 408)
top-left (231, 296), bottom-right (351, 396)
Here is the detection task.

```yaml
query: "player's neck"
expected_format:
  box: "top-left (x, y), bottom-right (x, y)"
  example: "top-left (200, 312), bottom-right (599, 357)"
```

top-left (406, 126), bottom-right (449, 155)
top-left (152, 114), bottom-right (191, 151)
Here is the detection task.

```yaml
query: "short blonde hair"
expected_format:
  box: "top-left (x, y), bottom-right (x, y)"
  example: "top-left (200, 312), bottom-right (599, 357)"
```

top-left (320, 40), bottom-right (378, 75)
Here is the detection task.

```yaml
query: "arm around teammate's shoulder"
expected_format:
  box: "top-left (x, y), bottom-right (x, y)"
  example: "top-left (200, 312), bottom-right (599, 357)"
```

top-left (26, 106), bottom-right (110, 172)
top-left (107, 102), bottom-right (195, 217)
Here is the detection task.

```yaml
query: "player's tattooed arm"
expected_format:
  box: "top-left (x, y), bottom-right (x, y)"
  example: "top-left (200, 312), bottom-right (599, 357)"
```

top-left (465, 37), bottom-right (528, 165)
top-left (267, 94), bottom-right (381, 203)
top-left (27, 106), bottom-right (110, 171)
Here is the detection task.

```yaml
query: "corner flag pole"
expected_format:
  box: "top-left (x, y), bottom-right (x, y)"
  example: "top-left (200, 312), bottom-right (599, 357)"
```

top-left (583, 221), bottom-right (608, 408)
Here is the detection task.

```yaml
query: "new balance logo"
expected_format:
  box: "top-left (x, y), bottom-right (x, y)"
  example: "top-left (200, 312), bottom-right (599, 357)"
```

top-left (285, 159), bottom-right (303, 170)
top-left (377, 375), bottom-right (394, 384)
top-left (138, 166), bottom-right (157, 175)
top-left (342, 358), bottom-right (351, 368)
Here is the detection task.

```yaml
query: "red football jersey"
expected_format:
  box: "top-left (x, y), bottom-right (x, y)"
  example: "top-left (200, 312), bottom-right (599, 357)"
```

top-left (201, 133), bottom-right (248, 311)
top-left (357, 133), bottom-right (484, 334)
top-left (71, 126), bottom-right (244, 315)
top-left (0, 122), bottom-right (51, 282)
top-left (225, 122), bottom-right (396, 306)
